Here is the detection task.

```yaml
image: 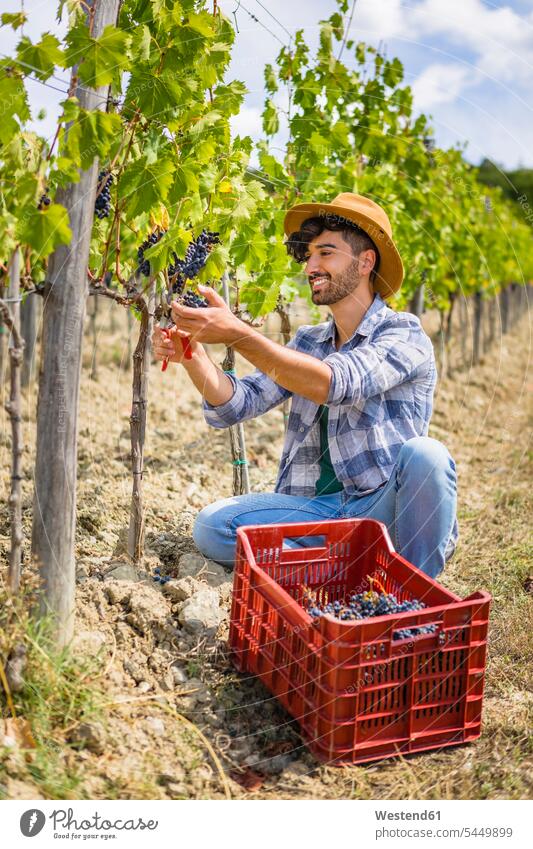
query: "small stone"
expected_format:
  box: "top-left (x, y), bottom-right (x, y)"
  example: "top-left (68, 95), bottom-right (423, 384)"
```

top-left (104, 582), bottom-right (132, 606)
top-left (72, 630), bottom-right (107, 656)
top-left (158, 672), bottom-right (174, 692)
top-left (123, 659), bottom-right (145, 684)
top-left (105, 561), bottom-right (140, 583)
top-left (186, 678), bottom-right (211, 704)
top-left (218, 581), bottom-right (233, 604)
top-left (69, 722), bottom-right (106, 755)
top-left (125, 584), bottom-right (175, 637)
top-left (163, 576), bottom-right (203, 603)
top-left (171, 665), bottom-right (188, 685)
top-left (178, 552), bottom-right (207, 579)
top-left (5, 644), bottom-right (26, 693)
top-left (178, 588), bottom-right (224, 636)
top-left (76, 563), bottom-right (90, 584)
top-left (165, 782), bottom-right (188, 798)
top-left (114, 622), bottom-right (132, 644)
top-left (203, 560), bottom-right (232, 588)
top-left (157, 768), bottom-right (186, 789)
top-left (144, 717), bottom-right (165, 736)
top-left (137, 681), bottom-right (152, 694)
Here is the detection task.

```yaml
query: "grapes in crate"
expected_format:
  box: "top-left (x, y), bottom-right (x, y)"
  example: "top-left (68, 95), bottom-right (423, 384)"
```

top-left (302, 588), bottom-right (437, 639)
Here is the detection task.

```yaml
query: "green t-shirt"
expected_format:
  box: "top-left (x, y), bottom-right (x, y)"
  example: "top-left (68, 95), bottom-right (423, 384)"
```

top-left (314, 405), bottom-right (343, 496)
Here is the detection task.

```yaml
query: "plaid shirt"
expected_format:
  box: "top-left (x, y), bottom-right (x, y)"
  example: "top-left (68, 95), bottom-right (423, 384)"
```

top-left (203, 293), bottom-right (437, 498)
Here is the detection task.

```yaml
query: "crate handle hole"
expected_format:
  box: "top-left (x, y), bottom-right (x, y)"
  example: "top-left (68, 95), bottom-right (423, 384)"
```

top-left (282, 534), bottom-right (327, 550)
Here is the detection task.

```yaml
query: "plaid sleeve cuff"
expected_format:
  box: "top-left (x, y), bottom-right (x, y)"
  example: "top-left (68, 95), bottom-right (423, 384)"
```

top-left (202, 372), bottom-right (246, 428)
top-left (324, 352), bottom-right (362, 405)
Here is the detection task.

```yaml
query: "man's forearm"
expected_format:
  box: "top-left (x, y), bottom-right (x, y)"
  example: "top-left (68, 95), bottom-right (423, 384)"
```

top-left (182, 345), bottom-right (234, 406)
top-left (232, 323), bottom-right (331, 404)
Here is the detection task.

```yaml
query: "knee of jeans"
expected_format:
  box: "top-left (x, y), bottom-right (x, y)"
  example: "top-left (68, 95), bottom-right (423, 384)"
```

top-left (399, 436), bottom-right (455, 479)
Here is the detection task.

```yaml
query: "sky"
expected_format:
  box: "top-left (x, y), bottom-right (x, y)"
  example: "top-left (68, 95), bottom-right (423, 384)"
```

top-left (1, 0), bottom-right (532, 171)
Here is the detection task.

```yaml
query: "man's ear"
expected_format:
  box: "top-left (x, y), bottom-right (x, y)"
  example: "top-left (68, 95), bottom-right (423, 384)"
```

top-left (360, 249), bottom-right (377, 275)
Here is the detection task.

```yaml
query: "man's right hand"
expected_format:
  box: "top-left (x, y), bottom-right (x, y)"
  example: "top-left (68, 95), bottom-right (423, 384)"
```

top-left (152, 324), bottom-right (200, 365)
top-left (152, 322), bottom-right (234, 407)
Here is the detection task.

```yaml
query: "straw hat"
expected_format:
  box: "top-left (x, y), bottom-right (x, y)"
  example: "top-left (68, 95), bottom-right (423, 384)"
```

top-left (283, 192), bottom-right (404, 299)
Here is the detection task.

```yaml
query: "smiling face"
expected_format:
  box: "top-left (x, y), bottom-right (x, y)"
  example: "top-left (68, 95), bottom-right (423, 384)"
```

top-left (303, 229), bottom-right (376, 306)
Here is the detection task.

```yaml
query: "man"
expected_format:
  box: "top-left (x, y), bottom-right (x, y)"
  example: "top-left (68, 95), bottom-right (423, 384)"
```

top-left (152, 193), bottom-right (459, 579)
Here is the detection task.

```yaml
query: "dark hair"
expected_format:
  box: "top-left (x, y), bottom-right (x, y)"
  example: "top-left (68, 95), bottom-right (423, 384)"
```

top-left (285, 214), bottom-right (380, 282)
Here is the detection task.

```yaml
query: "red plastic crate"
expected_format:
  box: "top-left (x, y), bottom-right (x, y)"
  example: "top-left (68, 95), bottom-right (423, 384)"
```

top-left (229, 518), bottom-right (491, 766)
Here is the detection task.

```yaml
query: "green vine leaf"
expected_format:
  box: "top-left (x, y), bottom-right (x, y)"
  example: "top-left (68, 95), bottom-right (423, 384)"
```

top-left (17, 34), bottom-right (64, 80)
top-left (1, 11), bottom-right (27, 29)
top-left (16, 203), bottom-right (72, 257)
top-left (65, 24), bottom-right (131, 88)
top-left (262, 99), bottom-right (279, 136)
top-left (240, 273), bottom-right (280, 317)
top-left (0, 65), bottom-right (30, 143)
top-left (66, 110), bottom-right (121, 171)
top-left (125, 68), bottom-right (185, 119)
top-left (120, 155), bottom-right (176, 218)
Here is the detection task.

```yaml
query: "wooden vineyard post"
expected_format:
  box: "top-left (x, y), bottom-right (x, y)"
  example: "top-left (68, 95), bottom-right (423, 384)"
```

top-left (20, 293), bottom-right (38, 387)
top-left (443, 293), bottom-right (456, 376)
top-left (89, 293), bottom-right (99, 381)
top-left (500, 286), bottom-right (509, 334)
top-left (473, 291), bottom-right (483, 365)
top-left (221, 273), bottom-right (250, 496)
top-left (458, 294), bottom-right (468, 367)
top-left (0, 278), bottom-right (5, 381)
top-left (486, 294), bottom-right (497, 351)
top-left (31, 0), bottom-right (122, 647)
top-left (435, 309), bottom-right (446, 377)
top-left (127, 282), bottom-right (156, 563)
top-left (409, 279), bottom-right (425, 318)
top-left (0, 250), bottom-right (25, 592)
top-left (124, 308), bottom-right (133, 369)
top-left (276, 301), bottom-right (291, 433)
top-left (510, 282), bottom-right (519, 327)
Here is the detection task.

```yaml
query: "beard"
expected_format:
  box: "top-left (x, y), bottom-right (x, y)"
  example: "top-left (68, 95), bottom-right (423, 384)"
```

top-left (309, 258), bottom-right (363, 305)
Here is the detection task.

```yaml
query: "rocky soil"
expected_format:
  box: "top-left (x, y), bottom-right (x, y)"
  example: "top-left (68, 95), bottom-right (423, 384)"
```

top-left (0, 298), bottom-right (531, 799)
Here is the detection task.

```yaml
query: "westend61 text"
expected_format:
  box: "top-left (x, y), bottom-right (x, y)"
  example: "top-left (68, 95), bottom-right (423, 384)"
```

top-left (375, 810), bottom-right (441, 821)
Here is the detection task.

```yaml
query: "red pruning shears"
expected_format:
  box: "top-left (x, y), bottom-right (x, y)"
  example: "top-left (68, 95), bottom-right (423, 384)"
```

top-left (160, 317), bottom-right (192, 372)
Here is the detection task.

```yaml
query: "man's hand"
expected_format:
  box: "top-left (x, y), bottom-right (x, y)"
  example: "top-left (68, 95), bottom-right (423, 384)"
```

top-left (171, 285), bottom-right (243, 346)
top-left (152, 316), bottom-right (235, 407)
top-left (152, 324), bottom-right (201, 365)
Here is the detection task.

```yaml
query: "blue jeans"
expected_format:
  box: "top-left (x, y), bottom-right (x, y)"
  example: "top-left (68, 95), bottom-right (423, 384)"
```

top-left (193, 436), bottom-right (459, 580)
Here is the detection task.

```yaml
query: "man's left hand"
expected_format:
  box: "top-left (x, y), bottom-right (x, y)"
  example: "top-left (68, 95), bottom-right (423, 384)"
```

top-left (171, 285), bottom-right (244, 346)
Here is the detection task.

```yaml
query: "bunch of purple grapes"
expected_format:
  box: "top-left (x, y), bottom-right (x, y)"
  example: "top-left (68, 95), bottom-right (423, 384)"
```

top-left (168, 229), bottom-right (220, 296)
top-left (138, 228), bottom-right (219, 286)
top-left (303, 589), bottom-right (437, 640)
top-left (94, 170), bottom-right (113, 219)
top-left (138, 230), bottom-right (164, 277)
top-left (182, 291), bottom-right (208, 308)
top-left (37, 189), bottom-right (51, 210)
